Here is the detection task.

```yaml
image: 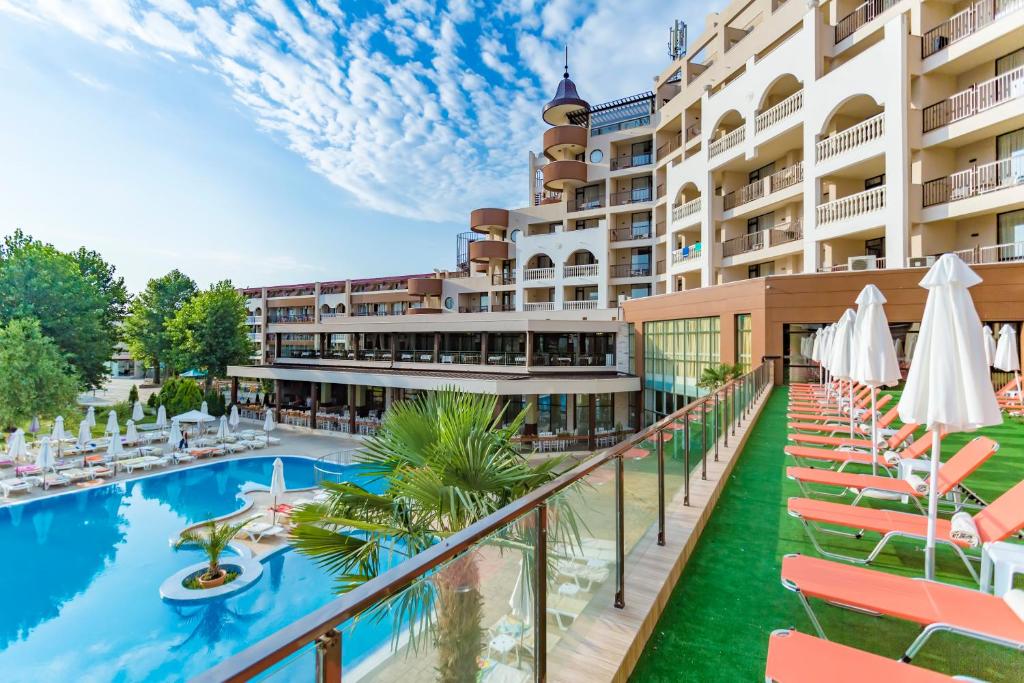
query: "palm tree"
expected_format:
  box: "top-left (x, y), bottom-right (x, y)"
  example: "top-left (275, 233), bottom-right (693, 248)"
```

top-left (291, 389), bottom-right (570, 682)
top-left (697, 362), bottom-right (745, 390)
top-left (174, 517), bottom-right (253, 583)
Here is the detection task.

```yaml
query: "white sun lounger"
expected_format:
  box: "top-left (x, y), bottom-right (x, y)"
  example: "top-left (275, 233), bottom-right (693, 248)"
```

top-left (241, 522), bottom-right (285, 543)
top-left (1, 477), bottom-right (33, 497)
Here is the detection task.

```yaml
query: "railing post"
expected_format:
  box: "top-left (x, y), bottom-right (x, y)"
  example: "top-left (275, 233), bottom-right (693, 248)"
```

top-left (315, 629), bottom-right (341, 683)
top-left (731, 383), bottom-right (737, 436)
top-left (615, 455), bottom-right (625, 609)
top-left (657, 429), bottom-right (666, 546)
top-left (701, 401), bottom-right (708, 480)
top-left (535, 503), bottom-right (548, 681)
top-left (714, 392), bottom-right (720, 461)
top-left (723, 387), bottom-right (729, 448)
top-left (683, 413), bottom-right (691, 506)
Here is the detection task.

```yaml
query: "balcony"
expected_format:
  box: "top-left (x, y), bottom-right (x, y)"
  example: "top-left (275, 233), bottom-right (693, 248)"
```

top-left (247, 332), bottom-right (262, 342)
top-left (610, 223), bottom-right (652, 241)
top-left (723, 163), bottom-right (803, 212)
top-left (523, 301), bottom-right (555, 311)
top-left (911, 242), bottom-right (1024, 266)
top-left (816, 113), bottom-right (884, 162)
top-left (469, 208), bottom-right (509, 234)
top-left (563, 264), bottom-right (600, 278)
top-left (609, 152), bottom-right (653, 171)
top-left (721, 221), bottom-right (803, 258)
top-left (609, 187), bottom-right (653, 206)
top-left (671, 243), bottom-right (703, 264)
top-left (562, 299), bottom-right (599, 311)
top-left (834, 0), bottom-right (899, 43)
top-left (708, 127), bottom-right (745, 159)
top-left (491, 273), bottom-right (516, 286)
top-left (468, 239), bottom-right (513, 263)
top-left (267, 314), bottom-right (313, 324)
top-left (685, 122), bottom-right (701, 142)
top-left (542, 125), bottom-right (588, 159)
top-left (542, 159), bottom-right (588, 191)
top-left (922, 65), bottom-right (1024, 133)
top-left (522, 267), bottom-right (555, 282)
top-left (245, 316), bottom-right (261, 325)
top-left (531, 351), bottom-right (614, 366)
top-left (816, 186), bottom-right (886, 225)
top-left (656, 134), bottom-right (682, 159)
top-left (754, 91), bottom-right (803, 134)
top-left (819, 257), bottom-right (888, 272)
top-left (532, 190), bottom-right (562, 206)
top-left (610, 263), bottom-right (653, 278)
top-left (408, 277), bottom-right (443, 297)
top-left (922, 157), bottom-right (1024, 207)
top-left (567, 196), bottom-right (606, 212)
top-left (671, 196), bottom-right (702, 224)
top-left (922, 0), bottom-right (1024, 58)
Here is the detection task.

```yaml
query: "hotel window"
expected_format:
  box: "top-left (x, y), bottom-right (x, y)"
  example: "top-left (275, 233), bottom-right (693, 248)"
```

top-left (748, 162), bottom-right (775, 184)
top-left (631, 212), bottom-right (652, 238)
top-left (630, 284), bottom-right (652, 299)
top-left (537, 394), bottom-right (569, 434)
top-left (997, 210), bottom-right (1024, 259)
top-left (574, 184), bottom-right (602, 210)
top-left (575, 393), bottom-right (615, 434)
top-left (748, 261), bottom-right (774, 279)
top-left (642, 316), bottom-right (720, 423)
top-left (736, 314), bottom-right (752, 371)
top-left (864, 174), bottom-right (885, 191)
top-left (631, 176), bottom-right (653, 202)
top-left (865, 237), bottom-right (886, 258)
top-left (995, 47), bottom-right (1024, 76)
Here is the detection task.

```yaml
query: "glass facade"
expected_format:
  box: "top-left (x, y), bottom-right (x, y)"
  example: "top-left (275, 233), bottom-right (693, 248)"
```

top-left (642, 317), bottom-right (720, 422)
top-left (736, 314), bottom-right (752, 371)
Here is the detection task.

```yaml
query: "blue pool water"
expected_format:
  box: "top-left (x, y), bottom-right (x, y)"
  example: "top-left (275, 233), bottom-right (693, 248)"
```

top-left (0, 456), bottom-right (397, 682)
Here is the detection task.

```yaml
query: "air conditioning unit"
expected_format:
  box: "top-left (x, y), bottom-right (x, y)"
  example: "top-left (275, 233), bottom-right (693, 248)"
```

top-left (908, 255), bottom-right (936, 268)
top-left (848, 255), bottom-right (878, 271)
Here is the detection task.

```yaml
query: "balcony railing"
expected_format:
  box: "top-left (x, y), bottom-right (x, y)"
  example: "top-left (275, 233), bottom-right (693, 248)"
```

top-left (708, 127), bottom-right (745, 159)
top-left (835, 0), bottom-right (898, 43)
top-left (609, 187), bottom-right (653, 206)
top-left (533, 190), bottom-right (562, 206)
top-left (672, 196), bottom-right (702, 223)
top-left (609, 153), bottom-right (653, 170)
top-left (196, 366), bottom-right (772, 683)
top-left (610, 263), bottom-right (653, 278)
top-left (610, 223), bottom-right (652, 241)
top-left (247, 332), bottom-right (262, 342)
top-left (458, 305), bottom-right (490, 314)
top-left (245, 316), bottom-right (262, 325)
top-left (819, 257), bottom-right (888, 272)
top-left (722, 221), bottom-right (803, 257)
top-left (816, 186), bottom-right (886, 224)
top-left (671, 243), bottom-right (703, 264)
top-left (754, 90), bottom-right (803, 134)
top-left (523, 301), bottom-right (555, 311)
top-left (484, 351), bottom-right (528, 366)
top-left (922, 65), bottom-right (1024, 133)
top-left (567, 196), bottom-right (606, 212)
top-left (909, 242), bottom-right (1024, 266)
top-left (656, 134), bottom-right (682, 159)
top-left (923, 157), bottom-right (1024, 207)
top-left (563, 299), bottom-right (599, 310)
top-left (267, 314), bottom-right (313, 324)
top-left (491, 273), bottom-right (516, 286)
top-left (816, 112), bottom-right (884, 162)
top-left (563, 264), bottom-right (600, 278)
top-left (522, 267), bottom-right (555, 281)
top-left (685, 122), bottom-right (702, 141)
top-left (922, 0), bottom-right (1024, 58)
top-left (723, 163), bottom-right (804, 211)
top-left (531, 351), bottom-right (614, 366)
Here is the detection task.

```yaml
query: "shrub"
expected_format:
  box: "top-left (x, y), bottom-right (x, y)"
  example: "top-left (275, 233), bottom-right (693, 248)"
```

top-left (203, 389), bottom-right (226, 417)
top-left (128, 384), bottom-right (139, 405)
top-left (147, 392), bottom-right (158, 409)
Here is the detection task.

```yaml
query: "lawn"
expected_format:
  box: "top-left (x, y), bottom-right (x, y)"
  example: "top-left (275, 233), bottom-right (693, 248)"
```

top-left (630, 386), bottom-right (1024, 682)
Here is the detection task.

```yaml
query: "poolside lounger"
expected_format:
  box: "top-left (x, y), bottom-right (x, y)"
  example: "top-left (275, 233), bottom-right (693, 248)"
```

top-left (787, 421), bottom-right (920, 450)
top-left (787, 478), bottom-right (1024, 580)
top-left (0, 477), bottom-right (33, 497)
top-left (786, 401), bottom-right (897, 430)
top-left (15, 464), bottom-right (42, 477)
top-left (60, 468), bottom-right (95, 483)
top-left (764, 629), bottom-right (956, 682)
top-left (555, 558), bottom-right (610, 591)
top-left (189, 448), bottom-right (218, 459)
top-left (170, 451), bottom-right (195, 464)
top-left (241, 522), bottom-right (285, 543)
top-left (241, 439), bottom-right (266, 449)
top-left (784, 425), bottom-right (925, 471)
top-left (547, 593), bottom-right (588, 630)
top-left (223, 442), bottom-right (247, 453)
top-left (787, 396), bottom-right (895, 423)
top-left (786, 436), bottom-right (998, 510)
top-left (780, 554), bottom-right (1024, 661)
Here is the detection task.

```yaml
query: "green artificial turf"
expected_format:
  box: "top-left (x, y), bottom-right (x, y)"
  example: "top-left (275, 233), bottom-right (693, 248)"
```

top-left (630, 387), bottom-right (1024, 682)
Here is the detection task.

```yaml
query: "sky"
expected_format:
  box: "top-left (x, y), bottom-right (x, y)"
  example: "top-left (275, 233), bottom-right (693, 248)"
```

top-left (0, 0), bottom-right (719, 293)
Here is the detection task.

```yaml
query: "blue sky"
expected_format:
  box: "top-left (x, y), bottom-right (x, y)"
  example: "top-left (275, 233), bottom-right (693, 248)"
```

top-left (0, 0), bottom-right (717, 292)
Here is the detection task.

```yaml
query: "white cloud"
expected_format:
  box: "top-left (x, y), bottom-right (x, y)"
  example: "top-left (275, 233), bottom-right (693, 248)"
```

top-left (1, 0), bottom-right (720, 221)
top-left (69, 70), bottom-right (111, 91)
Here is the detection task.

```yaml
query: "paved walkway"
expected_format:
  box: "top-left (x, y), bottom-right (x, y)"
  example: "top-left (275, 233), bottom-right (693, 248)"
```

top-left (78, 377), bottom-right (159, 407)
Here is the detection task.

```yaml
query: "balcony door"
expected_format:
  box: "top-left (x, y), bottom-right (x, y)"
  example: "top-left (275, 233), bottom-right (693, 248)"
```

top-left (746, 213), bottom-right (773, 249)
top-left (748, 162), bottom-right (775, 184)
top-left (631, 141), bottom-right (652, 166)
top-left (997, 209), bottom-right (1024, 260)
top-left (631, 211), bottom-right (652, 238)
top-left (996, 128), bottom-right (1024, 192)
top-left (575, 184), bottom-right (602, 210)
top-left (631, 176), bottom-right (652, 202)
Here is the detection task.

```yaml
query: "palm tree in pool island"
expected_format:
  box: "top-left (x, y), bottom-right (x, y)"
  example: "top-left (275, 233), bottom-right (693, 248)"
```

top-left (291, 389), bottom-right (569, 681)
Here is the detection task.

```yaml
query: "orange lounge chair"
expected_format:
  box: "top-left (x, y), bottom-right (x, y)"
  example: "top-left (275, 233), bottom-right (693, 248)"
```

top-left (785, 436), bottom-right (998, 511)
top-left (788, 391), bottom-right (874, 413)
top-left (787, 420), bottom-right (921, 450)
top-left (787, 478), bottom-right (1024, 581)
top-left (764, 629), bottom-right (956, 682)
top-left (786, 399), bottom-right (896, 425)
top-left (784, 424), bottom-right (923, 470)
top-left (780, 554), bottom-right (1024, 662)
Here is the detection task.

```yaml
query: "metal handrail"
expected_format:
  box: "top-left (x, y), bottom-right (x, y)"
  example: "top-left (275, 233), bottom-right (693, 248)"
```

top-left (196, 364), bottom-right (772, 683)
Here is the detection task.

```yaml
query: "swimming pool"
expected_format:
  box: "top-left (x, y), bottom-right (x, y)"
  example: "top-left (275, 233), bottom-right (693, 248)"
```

top-left (0, 456), bottom-right (397, 682)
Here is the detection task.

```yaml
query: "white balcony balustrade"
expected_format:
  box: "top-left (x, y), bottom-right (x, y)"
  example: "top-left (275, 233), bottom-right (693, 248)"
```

top-left (708, 127), bottom-right (746, 159)
top-left (671, 244), bottom-right (703, 264)
top-left (816, 113), bottom-right (885, 162)
top-left (723, 163), bottom-right (803, 211)
top-left (923, 65), bottom-right (1024, 132)
top-left (524, 302), bottom-right (555, 311)
top-left (754, 90), bottom-right (803, 134)
top-left (923, 157), bottom-right (1024, 206)
top-left (563, 264), bottom-right (600, 278)
top-left (922, 0), bottom-right (1024, 58)
top-left (562, 300), bottom-right (599, 311)
top-left (671, 197), bottom-right (702, 223)
top-left (816, 186), bottom-right (886, 224)
top-left (522, 267), bottom-right (556, 282)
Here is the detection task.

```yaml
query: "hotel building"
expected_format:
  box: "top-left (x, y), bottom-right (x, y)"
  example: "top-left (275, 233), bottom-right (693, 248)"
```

top-left (229, 0), bottom-right (1024, 435)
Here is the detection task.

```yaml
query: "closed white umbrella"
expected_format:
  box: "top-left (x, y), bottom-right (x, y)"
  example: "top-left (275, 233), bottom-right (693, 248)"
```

top-left (216, 416), bottom-right (229, 442)
top-left (156, 405), bottom-right (168, 431)
top-left (132, 401), bottom-right (144, 422)
top-left (6, 429), bottom-right (27, 462)
top-left (994, 323), bottom-right (1021, 407)
top-left (228, 405), bottom-right (240, 432)
top-left (982, 325), bottom-right (997, 368)
top-left (77, 419), bottom-right (92, 449)
top-left (897, 254), bottom-right (1002, 580)
top-left (851, 285), bottom-right (902, 474)
top-left (201, 400), bottom-right (209, 415)
top-left (263, 409), bottom-right (276, 445)
top-left (51, 416), bottom-right (66, 459)
top-left (29, 416), bottom-right (40, 435)
top-left (830, 310), bottom-right (857, 435)
top-left (810, 328), bottom-right (823, 384)
top-left (269, 457), bottom-right (286, 522)
top-left (169, 419), bottom-right (183, 450)
top-left (509, 558), bottom-right (532, 627)
top-left (36, 437), bottom-right (53, 489)
top-left (86, 406), bottom-right (96, 429)
top-left (125, 419), bottom-right (140, 445)
top-left (105, 410), bottom-right (119, 437)
top-left (107, 428), bottom-right (125, 461)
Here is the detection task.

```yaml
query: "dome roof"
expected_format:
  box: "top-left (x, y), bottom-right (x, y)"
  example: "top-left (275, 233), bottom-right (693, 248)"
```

top-left (542, 52), bottom-right (588, 126)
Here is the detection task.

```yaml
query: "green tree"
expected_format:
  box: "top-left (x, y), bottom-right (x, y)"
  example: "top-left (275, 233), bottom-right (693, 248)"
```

top-left (159, 378), bottom-right (202, 416)
top-left (123, 270), bottom-right (197, 384)
top-left (0, 231), bottom-right (115, 389)
top-left (291, 390), bottom-right (568, 682)
top-left (174, 517), bottom-right (255, 582)
top-left (128, 384), bottom-right (139, 405)
top-left (70, 246), bottom-right (130, 343)
top-left (166, 280), bottom-right (251, 388)
top-left (697, 363), bottom-right (745, 390)
top-left (0, 318), bottom-right (80, 429)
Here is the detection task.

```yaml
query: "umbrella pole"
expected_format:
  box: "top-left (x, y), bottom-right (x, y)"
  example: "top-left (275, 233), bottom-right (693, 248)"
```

top-left (848, 382), bottom-right (854, 438)
top-left (870, 388), bottom-right (878, 476)
top-left (924, 428), bottom-right (943, 581)
top-left (1016, 371), bottom-right (1023, 408)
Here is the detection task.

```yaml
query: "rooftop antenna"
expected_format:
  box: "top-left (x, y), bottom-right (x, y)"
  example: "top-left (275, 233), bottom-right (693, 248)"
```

top-left (563, 45), bottom-right (569, 78)
top-left (667, 20), bottom-right (688, 60)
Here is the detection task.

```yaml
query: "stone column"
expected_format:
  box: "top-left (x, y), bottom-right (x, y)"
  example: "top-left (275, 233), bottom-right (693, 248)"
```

top-left (480, 332), bottom-right (489, 365)
top-left (524, 395), bottom-right (538, 436)
top-left (587, 393), bottom-right (596, 450)
top-left (309, 382), bottom-right (319, 430)
top-left (433, 332), bottom-right (441, 363)
top-left (385, 387), bottom-right (394, 411)
top-left (348, 384), bottom-right (357, 434)
top-left (525, 332), bottom-right (534, 369)
top-left (274, 380), bottom-right (284, 420)
top-left (230, 377), bottom-right (239, 406)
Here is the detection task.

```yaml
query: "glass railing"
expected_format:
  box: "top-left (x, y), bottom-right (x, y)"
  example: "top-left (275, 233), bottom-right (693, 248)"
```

top-left (195, 364), bottom-right (772, 683)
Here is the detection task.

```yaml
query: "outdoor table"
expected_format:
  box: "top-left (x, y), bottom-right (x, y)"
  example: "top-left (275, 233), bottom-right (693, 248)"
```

top-left (980, 541), bottom-right (1024, 596)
